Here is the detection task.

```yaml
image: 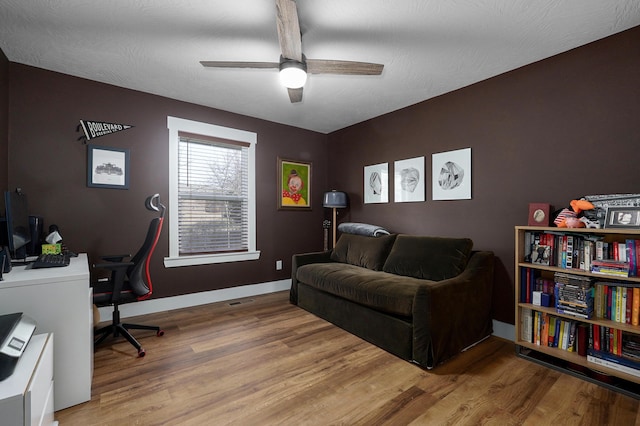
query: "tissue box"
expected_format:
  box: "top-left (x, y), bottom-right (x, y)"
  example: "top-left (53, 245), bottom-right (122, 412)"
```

top-left (41, 244), bottom-right (61, 254)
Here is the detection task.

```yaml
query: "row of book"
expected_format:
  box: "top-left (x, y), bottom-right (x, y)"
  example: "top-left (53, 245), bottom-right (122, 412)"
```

top-left (520, 308), bottom-right (587, 353)
top-left (520, 268), bottom-right (553, 305)
top-left (521, 309), bottom-right (640, 378)
top-left (521, 269), bottom-right (640, 324)
top-left (593, 283), bottom-right (640, 325)
top-left (587, 324), bottom-right (640, 378)
top-left (523, 231), bottom-right (640, 277)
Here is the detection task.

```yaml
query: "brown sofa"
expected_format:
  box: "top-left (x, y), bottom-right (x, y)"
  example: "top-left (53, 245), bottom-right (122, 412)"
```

top-left (290, 233), bottom-right (494, 368)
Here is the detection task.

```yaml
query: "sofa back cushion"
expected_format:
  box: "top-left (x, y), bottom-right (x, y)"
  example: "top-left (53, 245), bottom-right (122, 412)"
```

top-left (330, 233), bottom-right (397, 271)
top-left (382, 235), bottom-right (473, 280)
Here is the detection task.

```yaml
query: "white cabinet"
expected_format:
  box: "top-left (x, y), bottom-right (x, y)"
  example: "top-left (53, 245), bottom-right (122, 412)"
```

top-left (0, 255), bottom-right (92, 410)
top-left (0, 333), bottom-right (55, 426)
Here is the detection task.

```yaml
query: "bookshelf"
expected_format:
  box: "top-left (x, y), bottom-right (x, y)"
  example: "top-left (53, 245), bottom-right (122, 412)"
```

top-left (515, 226), bottom-right (640, 398)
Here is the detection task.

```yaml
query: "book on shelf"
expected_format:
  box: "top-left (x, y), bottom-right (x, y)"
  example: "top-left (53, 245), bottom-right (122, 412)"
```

top-left (587, 352), bottom-right (640, 378)
top-left (554, 272), bottom-right (594, 319)
top-left (521, 308), bottom-right (533, 343)
top-left (520, 268), bottom-right (554, 305)
top-left (523, 311), bottom-right (578, 352)
top-left (587, 329), bottom-right (640, 377)
top-left (591, 259), bottom-right (630, 278)
top-left (593, 282), bottom-right (640, 324)
top-left (522, 231), bottom-right (640, 276)
top-left (634, 288), bottom-right (640, 326)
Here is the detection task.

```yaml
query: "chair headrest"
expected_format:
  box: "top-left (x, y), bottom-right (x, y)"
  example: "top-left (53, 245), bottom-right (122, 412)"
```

top-left (145, 194), bottom-right (166, 216)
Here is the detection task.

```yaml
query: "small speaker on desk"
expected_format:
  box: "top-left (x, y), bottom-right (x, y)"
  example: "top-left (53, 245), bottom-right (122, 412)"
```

top-left (27, 216), bottom-right (43, 256)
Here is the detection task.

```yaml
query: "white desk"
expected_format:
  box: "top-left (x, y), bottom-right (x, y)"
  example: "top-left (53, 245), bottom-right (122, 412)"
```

top-left (0, 333), bottom-right (55, 426)
top-left (0, 254), bottom-right (92, 411)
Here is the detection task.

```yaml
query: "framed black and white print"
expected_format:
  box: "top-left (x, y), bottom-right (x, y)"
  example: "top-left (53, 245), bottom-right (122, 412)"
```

top-left (87, 145), bottom-right (130, 189)
top-left (432, 148), bottom-right (471, 200)
top-left (394, 156), bottom-right (425, 203)
top-left (364, 163), bottom-right (388, 204)
top-left (604, 206), bottom-right (640, 229)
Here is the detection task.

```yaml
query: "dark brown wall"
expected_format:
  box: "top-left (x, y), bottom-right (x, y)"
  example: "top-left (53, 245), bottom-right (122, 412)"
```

top-left (327, 26), bottom-right (640, 324)
top-left (4, 25), bottom-right (639, 323)
top-left (7, 64), bottom-right (328, 298)
top-left (0, 48), bottom-right (8, 189)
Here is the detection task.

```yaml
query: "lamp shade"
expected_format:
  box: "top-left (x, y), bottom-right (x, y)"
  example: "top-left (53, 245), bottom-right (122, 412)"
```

top-left (323, 190), bottom-right (348, 208)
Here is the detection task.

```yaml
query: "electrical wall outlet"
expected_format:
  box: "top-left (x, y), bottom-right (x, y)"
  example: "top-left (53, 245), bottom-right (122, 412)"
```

top-left (276, 260), bottom-right (283, 270)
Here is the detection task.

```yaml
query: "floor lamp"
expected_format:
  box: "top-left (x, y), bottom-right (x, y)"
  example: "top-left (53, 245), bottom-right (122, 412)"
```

top-left (323, 190), bottom-right (348, 248)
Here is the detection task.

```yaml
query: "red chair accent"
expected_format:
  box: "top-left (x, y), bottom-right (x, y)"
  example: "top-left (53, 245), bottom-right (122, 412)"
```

top-left (92, 194), bottom-right (166, 357)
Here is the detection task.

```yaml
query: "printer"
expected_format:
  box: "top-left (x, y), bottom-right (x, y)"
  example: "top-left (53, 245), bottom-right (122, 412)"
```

top-left (0, 312), bottom-right (37, 380)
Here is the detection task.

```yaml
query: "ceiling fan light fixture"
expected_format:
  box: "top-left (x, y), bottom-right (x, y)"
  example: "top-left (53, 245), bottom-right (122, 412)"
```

top-left (279, 59), bottom-right (307, 89)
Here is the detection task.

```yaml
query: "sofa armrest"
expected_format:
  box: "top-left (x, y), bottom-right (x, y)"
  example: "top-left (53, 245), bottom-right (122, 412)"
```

top-left (412, 250), bottom-right (494, 367)
top-left (290, 250), bottom-right (333, 304)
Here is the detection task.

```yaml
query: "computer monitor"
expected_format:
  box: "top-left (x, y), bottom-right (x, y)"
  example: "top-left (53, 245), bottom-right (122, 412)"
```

top-left (0, 189), bottom-right (32, 260)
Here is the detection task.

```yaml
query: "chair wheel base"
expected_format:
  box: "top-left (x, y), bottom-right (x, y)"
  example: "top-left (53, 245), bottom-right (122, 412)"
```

top-left (138, 348), bottom-right (146, 357)
top-left (157, 330), bottom-right (165, 337)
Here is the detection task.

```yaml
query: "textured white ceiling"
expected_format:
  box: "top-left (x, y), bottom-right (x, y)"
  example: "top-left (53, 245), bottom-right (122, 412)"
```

top-left (1, 1), bottom-right (639, 133)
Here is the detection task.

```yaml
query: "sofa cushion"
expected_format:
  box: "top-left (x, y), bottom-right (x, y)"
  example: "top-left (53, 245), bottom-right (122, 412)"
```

top-left (330, 233), bottom-right (397, 271)
top-left (382, 235), bottom-right (473, 280)
top-left (296, 262), bottom-right (426, 317)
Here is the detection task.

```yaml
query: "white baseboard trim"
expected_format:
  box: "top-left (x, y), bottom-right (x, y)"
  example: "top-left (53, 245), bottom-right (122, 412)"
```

top-left (97, 279), bottom-right (292, 322)
top-left (492, 320), bottom-right (515, 341)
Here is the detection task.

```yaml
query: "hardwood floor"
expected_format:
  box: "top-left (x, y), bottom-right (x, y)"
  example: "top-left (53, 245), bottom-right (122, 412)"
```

top-left (56, 291), bottom-right (640, 425)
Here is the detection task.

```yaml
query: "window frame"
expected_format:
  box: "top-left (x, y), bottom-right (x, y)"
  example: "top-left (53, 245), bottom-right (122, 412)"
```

top-left (165, 116), bottom-right (260, 267)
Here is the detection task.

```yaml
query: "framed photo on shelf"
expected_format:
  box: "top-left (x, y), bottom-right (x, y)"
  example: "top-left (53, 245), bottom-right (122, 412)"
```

top-left (87, 145), bottom-right (130, 189)
top-left (278, 157), bottom-right (311, 210)
top-left (528, 203), bottom-right (551, 226)
top-left (364, 162), bottom-right (389, 204)
top-left (604, 206), bottom-right (640, 229)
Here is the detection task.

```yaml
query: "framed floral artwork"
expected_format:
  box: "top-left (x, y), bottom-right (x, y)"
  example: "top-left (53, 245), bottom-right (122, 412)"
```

top-left (278, 157), bottom-right (311, 210)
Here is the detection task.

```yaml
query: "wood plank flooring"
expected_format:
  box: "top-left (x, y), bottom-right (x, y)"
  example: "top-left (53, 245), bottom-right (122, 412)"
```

top-left (56, 291), bottom-right (640, 425)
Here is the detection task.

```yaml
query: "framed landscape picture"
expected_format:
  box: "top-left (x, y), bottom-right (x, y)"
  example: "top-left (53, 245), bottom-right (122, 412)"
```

top-left (278, 157), bottom-right (311, 210)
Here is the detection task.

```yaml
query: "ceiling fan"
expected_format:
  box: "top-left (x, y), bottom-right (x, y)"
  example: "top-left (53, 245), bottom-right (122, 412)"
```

top-left (200, 0), bottom-right (384, 103)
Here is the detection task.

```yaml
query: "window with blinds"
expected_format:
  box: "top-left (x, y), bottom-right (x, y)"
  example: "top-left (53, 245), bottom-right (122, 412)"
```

top-left (178, 135), bottom-right (249, 255)
top-left (166, 116), bottom-right (259, 267)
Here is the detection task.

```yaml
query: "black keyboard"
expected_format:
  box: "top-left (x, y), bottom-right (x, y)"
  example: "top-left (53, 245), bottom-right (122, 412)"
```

top-left (31, 253), bottom-right (71, 269)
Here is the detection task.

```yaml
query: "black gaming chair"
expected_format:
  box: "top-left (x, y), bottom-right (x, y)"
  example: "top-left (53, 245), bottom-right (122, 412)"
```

top-left (92, 194), bottom-right (166, 357)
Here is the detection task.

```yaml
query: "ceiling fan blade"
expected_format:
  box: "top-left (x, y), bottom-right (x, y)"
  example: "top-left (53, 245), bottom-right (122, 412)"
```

top-left (287, 87), bottom-right (303, 103)
top-left (306, 59), bottom-right (384, 75)
top-left (275, 0), bottom-right (303, 62)
top-left (200, 61), bottom-right (279, 69)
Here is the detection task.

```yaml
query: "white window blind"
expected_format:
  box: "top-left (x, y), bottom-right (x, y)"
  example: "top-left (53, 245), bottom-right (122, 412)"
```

top-left (165, 116), bottom-right (259, 267)
top-left (178, 135), bottom-right (249, 255)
